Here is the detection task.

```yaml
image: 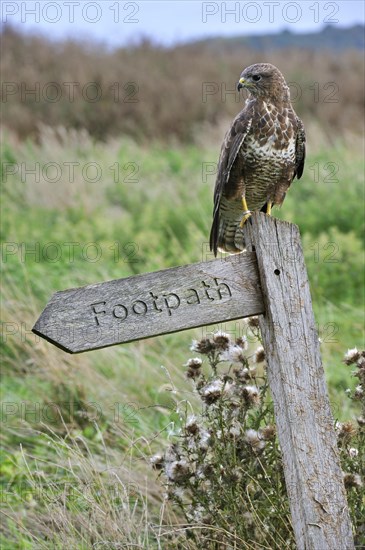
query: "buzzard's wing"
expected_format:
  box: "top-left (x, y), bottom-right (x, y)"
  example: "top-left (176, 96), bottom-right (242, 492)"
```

top-left (210, 112), bottom-right (253, 254)
top-left (295, 116), bottom-right (306, 180)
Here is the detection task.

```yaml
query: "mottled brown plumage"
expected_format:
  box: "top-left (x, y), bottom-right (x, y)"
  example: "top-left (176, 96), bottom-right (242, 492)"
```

top-left (210, 63), bottom-right (306, 255)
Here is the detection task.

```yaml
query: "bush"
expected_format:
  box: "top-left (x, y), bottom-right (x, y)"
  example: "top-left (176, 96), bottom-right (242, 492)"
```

top-left (152, 329), bottom-right (365, 548)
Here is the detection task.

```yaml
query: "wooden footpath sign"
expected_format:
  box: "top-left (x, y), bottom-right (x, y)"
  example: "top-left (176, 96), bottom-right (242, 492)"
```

top-left (33, 212), bottom-right (355, 550)
top-left (33, 252), bottom-right (264, 353)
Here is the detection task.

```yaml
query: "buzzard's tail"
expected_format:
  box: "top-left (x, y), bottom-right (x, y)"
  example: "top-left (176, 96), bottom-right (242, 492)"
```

top-left (209, 205), bottom-right (245, 256)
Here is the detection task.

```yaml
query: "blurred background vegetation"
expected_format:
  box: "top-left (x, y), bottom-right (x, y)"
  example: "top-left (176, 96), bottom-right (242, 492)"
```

top-left (1, 23), bottom-right (364, 548)
top-left (1, 24), bottom-right (364, 142)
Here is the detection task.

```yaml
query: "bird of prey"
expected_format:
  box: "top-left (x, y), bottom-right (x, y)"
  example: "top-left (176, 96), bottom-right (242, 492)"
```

top-left (209, 63), bottom-right (306, 256)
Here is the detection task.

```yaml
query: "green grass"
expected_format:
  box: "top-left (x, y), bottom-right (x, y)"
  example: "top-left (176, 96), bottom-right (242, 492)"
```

top-left (1, 126), bottom-right (364, 547)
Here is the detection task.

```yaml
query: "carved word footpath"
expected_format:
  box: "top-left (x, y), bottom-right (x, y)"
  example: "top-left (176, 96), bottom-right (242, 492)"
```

top-left (33, 253), bottom-right (264, 353)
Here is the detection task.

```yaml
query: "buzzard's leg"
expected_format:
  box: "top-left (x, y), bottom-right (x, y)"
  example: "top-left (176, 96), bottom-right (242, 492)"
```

top-left (266, 201), bottom-right (273, 215)
top-left (239, 196), bottom-right (252, 228)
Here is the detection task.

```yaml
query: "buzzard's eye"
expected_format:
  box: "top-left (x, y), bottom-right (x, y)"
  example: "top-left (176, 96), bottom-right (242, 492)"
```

top-left (252, 75), bottom-right (261, 82)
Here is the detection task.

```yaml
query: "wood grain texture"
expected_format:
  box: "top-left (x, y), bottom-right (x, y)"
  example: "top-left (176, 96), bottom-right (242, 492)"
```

top-left (243, 212), bottom-right (354, 550)
top-left (33, 253), bottom-right (264, 353)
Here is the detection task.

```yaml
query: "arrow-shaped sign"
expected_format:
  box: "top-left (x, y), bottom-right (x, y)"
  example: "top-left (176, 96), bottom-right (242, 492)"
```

top-left (32, 252), bottom-right (264, 353)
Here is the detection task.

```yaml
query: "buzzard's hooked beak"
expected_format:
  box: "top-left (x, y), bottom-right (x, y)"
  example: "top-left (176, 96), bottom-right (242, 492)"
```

top-left (237, 77), bottom-right (247, 91)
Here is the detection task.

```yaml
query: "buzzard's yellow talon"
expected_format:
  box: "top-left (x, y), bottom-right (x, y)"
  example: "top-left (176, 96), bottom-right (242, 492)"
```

top-left (239, 211), bottom-right (252, 228)
top-left (239, 196), bottom-right (252, 228)
top-left (266, 202), bottom-right (273, 216)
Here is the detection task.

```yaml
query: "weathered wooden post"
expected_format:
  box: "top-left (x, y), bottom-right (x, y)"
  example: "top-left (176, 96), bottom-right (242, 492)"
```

top-left (242, 213), bottom-right (354, 550)
top-left (33, 212), bottom-right (354, 549)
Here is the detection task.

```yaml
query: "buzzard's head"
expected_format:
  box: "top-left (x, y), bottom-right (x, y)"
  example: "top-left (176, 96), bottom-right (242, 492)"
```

top-left (237, 63), bottom-right (290, 102)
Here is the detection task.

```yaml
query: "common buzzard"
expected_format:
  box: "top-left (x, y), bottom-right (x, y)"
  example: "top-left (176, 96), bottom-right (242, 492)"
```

top-left (210, 63), bottom-right (306, 255)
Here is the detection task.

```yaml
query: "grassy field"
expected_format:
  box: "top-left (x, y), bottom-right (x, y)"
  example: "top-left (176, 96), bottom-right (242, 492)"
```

top-left (1, 123), bottom-right (364, 548)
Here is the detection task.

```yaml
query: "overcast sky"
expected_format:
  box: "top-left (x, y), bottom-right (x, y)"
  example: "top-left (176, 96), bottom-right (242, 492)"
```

top-left (2, 1), bottom-right (364, 47)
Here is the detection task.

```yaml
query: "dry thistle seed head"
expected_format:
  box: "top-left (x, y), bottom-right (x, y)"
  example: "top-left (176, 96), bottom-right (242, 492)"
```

top-left (185, 357), bottom-right (203, 380)
top-left (212, 331), bottom-right (231, 350)
top-left (229, 420), bottom-right (241, 437)
top-left (150, 453), bottom-right (165, 470)
top-left (245, 429), bottom-right (266, 451)
top-left (242, 385), bottom-right (261, 407)
top-left (234, 366), bottom-right (257, 381)
top-left (348, 447), bottom-right (359, 458)
top-left (185, 415), bottom-right (200, 436)
top-left (196, 463), bottom-right (214, 479)
top-left (199, 429), bottom-right (212, 451)
top-left (235, 336), bottom-right (248, 350)
top-left (337, 421), bottom-right (357, 440)
top-left (185, 357), bottom-right (203, 369)
top-left (343, 347), bottom-right (360, 365)
top-left (234, 367), bottom-right (249, 380)
top-left (165, 443), bottom-right (181, 462)
top-left (231, 467), bottom-right (243, 483)
top-left (220, 344), bottom-right (246, 364)
top-left (165, 459), bottom-right (191, 483)
top-left (252, 346), bottom-right (265, 363)
top-left (343, 472), bottom-right (363, 489)
top-left (200, 378), bottom-right (224, 405)
top-left (190, 338), bottom-right (215, 354)
top-left (261, 424), bottom-right (276, 440)
top-left (186, 367), bottom-right (202, 380)
top-left (223, 467), bottom-right (243, 484)
top-left (248, 316), bottom-right (260, 328)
